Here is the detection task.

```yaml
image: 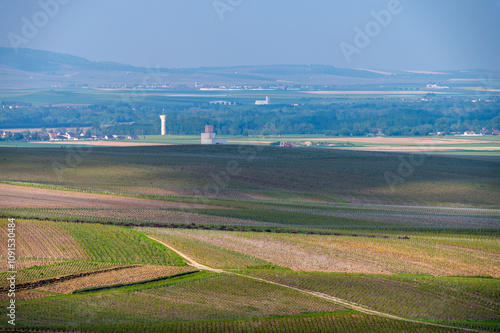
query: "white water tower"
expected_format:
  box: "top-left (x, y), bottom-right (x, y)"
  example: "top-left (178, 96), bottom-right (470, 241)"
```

top-left (159, 115), bottom-right (167, 135)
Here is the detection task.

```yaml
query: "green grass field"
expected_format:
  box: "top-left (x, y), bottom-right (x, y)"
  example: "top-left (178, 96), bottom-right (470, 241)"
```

top-left (59, 223), bottom-right (185, 265)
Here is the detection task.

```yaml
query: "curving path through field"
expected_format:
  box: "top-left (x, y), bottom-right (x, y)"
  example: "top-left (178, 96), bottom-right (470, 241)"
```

top-left (147, 235), bottom-right (486, 333)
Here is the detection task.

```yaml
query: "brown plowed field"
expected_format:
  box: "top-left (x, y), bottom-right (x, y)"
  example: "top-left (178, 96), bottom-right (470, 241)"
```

top-left (335, 146), bottom-right (500, 152)
top-left (0, 219), bottom-right (88, 259)
top-left (39, 265), bottom-right (195, 294)
top-left (0, 184), bottom-right (218, 209)
top-left (300, 137), bottom-right (494, 145)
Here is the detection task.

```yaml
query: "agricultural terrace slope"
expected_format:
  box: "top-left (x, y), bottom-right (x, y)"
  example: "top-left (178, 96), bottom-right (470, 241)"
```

top-left (39, 265), bottom-right (195, 294)
top-left (0, 183), bottom-right (219, 209)
top-left (0, 219), bottom-right (185, 266)
top-left (146, 229), bottom-right (500, 276)
top-left (0, 218), bottom-right (88, 261)
top-left (59, 222), bottom-right (185, 266)
top-left (244, 270), bottom-right (500, 323)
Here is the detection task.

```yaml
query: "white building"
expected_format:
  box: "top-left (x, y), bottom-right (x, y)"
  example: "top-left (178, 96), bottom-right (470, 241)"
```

top-left (201, 125), bottom-right (227, 145)
top-left (65, 132), bottom-right (79, 140)
top-left (255, 96), bottom-right (271, 105)
top-left (426, 84), bottom-right (449, 89)
top-left (209, 101), bottom-right (235, 105)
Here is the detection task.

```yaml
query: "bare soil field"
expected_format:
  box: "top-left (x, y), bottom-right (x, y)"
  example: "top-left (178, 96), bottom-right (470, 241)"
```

top-left (39, 265), bottom-right (195, 294)
top-left (335, 146), bottom-right (500, 152)
top-left (305, 137), bottom-right (495, 145)
top-left (0, 184), bottom-right (219, 209)
top-left (229, 137), bottom-right (497, 147)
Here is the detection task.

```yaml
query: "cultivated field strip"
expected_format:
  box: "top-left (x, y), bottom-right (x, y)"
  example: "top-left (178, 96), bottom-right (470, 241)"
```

top-left (142, 232), bottom-right (276, 269)
top-left (145, 229), bottom-right (500, 277)
top-left (41, 208), bottom-right (276, 226)
top-left (58, 222), bottom-right (185, 266)
top-left (0, 265), bottom-right (139, 296)
top-left (27, 313), bottom-right (467, 333)
top-left (0, 218), bottom-right (89, 260)
top-left (4, 205), bottom-right (499, 231)
top-left (6, 274), bottom-right (349, 330)
top-left (3, 180), bottom-right (500, 213)
top-left (291, 208), bottom-right (500, 229)
top-left (39, 265), bottom-right (195, 294)
top-left (4, 207), bottom-right (500, 233)
top-left (0, 261), bottom-right (126, 288)
top-left (243, 270), bottom-right (500, 323)
top-left (2, 145), bottom-right (499, 207)
top-left (1, 219), bottom-right (185, 277)
top-left (330, 203), bottom-right (500, 215)
top-left (0, 258), bottom-right (67, 272)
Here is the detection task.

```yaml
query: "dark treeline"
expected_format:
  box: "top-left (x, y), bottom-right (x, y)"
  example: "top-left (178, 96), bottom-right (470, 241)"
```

top-left (1, 98), bottom-right (499, 137)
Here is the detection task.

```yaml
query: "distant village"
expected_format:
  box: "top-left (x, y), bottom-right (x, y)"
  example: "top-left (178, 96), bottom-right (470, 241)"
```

top-left (48, 131), bottom-right (139, 141)
top-left (0, 129), bottom-right (139, 142)
top-left (1, 126), bottom-right (499, 143)
top-left (1, 95), bottom-right (499, 143)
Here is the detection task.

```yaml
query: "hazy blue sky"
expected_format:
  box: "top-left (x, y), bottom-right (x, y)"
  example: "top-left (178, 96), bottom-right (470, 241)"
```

top-left (1, 0), bottom-right (499, 70)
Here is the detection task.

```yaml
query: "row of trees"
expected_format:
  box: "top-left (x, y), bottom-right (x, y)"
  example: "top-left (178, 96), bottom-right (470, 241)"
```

top-left (1, 99), bottom-right (499, 137)
top-left (1, 131), bottom-right (49, 141)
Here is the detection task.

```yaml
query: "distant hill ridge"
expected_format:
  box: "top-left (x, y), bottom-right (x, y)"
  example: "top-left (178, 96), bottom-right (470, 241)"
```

top-left (0, 47), bottom-right (495, 89)
top-left (0, 47), bottom-right (143, 72)
top-left (0, 47), bottom-right (391, 78)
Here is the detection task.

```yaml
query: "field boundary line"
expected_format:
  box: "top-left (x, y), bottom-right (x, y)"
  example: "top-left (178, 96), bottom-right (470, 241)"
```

top-left (0, 264), bottom-right (139, 293)
top-left (71, 270), bottom-right (200, 294)
top-left (146, 235), bottom-right (487, 333)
